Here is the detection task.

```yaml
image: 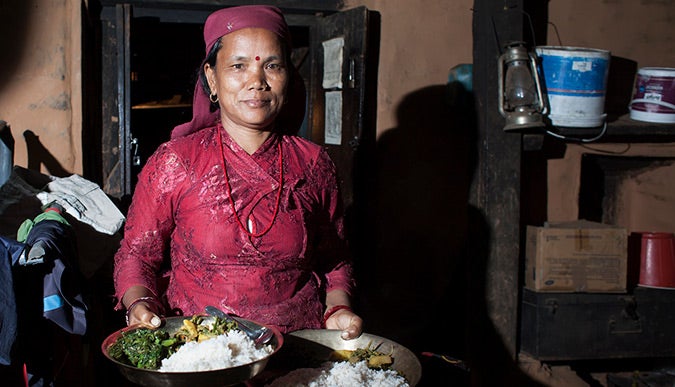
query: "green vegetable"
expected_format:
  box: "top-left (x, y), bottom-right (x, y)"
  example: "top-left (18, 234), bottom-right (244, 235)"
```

top-left (346, 342), bottom-right (394, 370)
top-left (108, 315), bottom-right (238, 370)
top-left (108, 328), bottom-right (175, 369)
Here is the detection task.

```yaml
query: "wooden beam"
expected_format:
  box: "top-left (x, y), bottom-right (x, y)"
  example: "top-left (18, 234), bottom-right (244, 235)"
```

top-left (98, 0), bottom-right (345, 14)
top-left (471, 0), bottom-right (524, 362)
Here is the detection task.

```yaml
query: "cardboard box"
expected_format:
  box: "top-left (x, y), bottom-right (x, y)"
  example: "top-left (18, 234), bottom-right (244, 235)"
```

top-left (525, 220), bottom-right (627, 292)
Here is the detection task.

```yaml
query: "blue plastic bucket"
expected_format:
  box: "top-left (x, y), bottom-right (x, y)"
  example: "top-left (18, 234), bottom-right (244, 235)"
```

top-left (535, 46), bottom-right (611, 128)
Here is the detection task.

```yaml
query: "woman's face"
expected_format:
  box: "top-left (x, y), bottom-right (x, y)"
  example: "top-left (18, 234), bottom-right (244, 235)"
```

top-left (205, 28), bottom-right (289, 131)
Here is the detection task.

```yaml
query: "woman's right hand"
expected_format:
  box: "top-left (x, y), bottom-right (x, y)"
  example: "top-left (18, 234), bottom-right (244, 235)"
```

top-left (126, 301), bottom-right (162, 328)
top-left (123, 286), bottom-right (164, 328)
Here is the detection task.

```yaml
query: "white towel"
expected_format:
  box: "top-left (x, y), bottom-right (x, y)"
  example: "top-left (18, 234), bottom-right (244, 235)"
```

top-left (36, 174), bottom-right (125, 235)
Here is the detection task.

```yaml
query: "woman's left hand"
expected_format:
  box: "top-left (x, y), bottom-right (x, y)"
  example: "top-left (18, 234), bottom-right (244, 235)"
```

top-left (325, 309), bottom-right (363, 340)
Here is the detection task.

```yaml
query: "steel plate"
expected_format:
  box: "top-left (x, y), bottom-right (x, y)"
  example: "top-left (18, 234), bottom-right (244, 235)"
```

top-left (101, 315), bottom-right (283, 387)
top-left (260, 329), bottom-right (422, 386)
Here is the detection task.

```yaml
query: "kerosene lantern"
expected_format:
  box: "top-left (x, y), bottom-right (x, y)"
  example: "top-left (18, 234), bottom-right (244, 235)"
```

top-left (498, 41), bottom-right (546, 132)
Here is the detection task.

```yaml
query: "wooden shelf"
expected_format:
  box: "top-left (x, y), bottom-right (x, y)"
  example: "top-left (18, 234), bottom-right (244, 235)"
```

top-left (551, 114), bottom-right (675, 143)
top-left (132, 103), bottom-right (191, 110)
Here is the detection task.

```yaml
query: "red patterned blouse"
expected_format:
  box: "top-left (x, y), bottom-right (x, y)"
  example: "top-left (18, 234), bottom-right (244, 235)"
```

top-left (113, 124), bottom-right (354, 333)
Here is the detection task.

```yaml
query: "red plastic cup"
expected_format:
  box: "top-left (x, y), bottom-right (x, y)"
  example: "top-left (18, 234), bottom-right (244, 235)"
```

top-left (639, 232), bottom-right (675, 289)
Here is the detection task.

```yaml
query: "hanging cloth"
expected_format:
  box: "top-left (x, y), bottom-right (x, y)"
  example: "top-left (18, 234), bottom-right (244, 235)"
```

top-left (0, 236), bottom-right (26, 365)
top-left (16, 208), bottom-right (88, 335)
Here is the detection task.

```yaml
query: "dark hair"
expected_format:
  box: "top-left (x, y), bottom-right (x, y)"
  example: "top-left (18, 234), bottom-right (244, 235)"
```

top-left (199, 39), bottom-right (221, 112)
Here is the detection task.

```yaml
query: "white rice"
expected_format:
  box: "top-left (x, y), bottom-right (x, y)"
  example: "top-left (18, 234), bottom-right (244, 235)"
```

top-left (265, 360), bottom-right (410, 387)
top-left (159, 330), bottom-right (273, 372)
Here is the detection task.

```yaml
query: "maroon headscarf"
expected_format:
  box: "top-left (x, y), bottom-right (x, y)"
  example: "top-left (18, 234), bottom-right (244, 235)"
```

top-left (171, 5), bottom-right (303, 139)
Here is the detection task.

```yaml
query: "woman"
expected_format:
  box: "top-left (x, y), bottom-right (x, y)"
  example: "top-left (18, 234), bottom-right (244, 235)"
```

top-left (113, 5), bottom-right (363, 340)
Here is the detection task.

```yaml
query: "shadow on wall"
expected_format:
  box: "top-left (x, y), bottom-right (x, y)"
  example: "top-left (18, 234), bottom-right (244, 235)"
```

top-left (0, 0), bottom-right (32, 93)
top-left (24, 130), bottom-right (71, 178)
top-left (358, 82), bottom-right (544, 386)
top-left (0, 126), bottom-right (72, 182)
top-left (0, 0), bottom-right (80, 182)
top-left (359, 83), bottom-right (473, 385)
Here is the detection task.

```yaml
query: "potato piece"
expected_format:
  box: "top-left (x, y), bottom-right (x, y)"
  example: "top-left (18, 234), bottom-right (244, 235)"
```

top-left (183, 320), bottom-right (198, 340)
top-left (367, 354), bottom-right (393, 368)
top-left (329, 349), bottom-right (354, 361)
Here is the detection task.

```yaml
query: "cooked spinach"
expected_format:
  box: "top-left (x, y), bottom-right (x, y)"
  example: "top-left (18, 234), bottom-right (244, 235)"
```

top-left (108, 315), bottom-right (237, 370)
top-left (108, 328), bottom-right (179, 369)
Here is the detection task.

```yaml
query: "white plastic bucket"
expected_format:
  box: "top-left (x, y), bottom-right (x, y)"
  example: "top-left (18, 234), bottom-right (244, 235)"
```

top-left (629, 67), bottom-right (675, 124)
top-left (535, 46), bottom-right (611, 128)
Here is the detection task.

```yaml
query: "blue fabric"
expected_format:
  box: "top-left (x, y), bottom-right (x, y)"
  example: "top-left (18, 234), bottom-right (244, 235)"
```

top-left (23, 219), bottom-right (88, 335)
top-left (0, 236), bottom-right (27, 365)
top-left (1, 210), bottom-right (87, 374)
top-left (43, 294), bottom-right (64, 312)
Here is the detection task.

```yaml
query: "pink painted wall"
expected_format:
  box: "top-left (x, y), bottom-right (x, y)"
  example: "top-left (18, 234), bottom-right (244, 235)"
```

top-left (346, 0), bottom-right (474, 134)
top-left (546, 0), bottom-right (674, 68)
top-left (542, 1), bottom-right (675, 233)
top-left (0, 0), bottom-right (82, 176)
top-left (0, 1), bottom-right (673, 236)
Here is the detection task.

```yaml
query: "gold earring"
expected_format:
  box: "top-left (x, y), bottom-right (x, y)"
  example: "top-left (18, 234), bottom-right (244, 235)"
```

top-left (209, 92), bottom-right (218, 103)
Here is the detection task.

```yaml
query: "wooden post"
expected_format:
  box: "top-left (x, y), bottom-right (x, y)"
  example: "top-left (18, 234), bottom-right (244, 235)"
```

top-left (471, 0), bottom-right (524, 360)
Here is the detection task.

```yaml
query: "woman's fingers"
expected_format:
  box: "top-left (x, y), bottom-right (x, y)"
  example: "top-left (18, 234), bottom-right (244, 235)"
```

top-left (128, 304), bottom-right (162, 328)
top-left (326, 310), bottom-right (363, 340)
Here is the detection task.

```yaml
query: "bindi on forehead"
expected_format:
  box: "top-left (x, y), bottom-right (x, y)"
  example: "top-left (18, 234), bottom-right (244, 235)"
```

top-left (255, 56), bottom-right (260, 61)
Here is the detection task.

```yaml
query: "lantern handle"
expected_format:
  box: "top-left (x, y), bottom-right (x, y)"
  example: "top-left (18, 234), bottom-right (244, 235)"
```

top-left (528, 50), bottom-right (548, 115)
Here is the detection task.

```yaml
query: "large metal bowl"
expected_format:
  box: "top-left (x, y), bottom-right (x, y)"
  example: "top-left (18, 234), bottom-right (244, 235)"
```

top-left (101, 315), bottom-right (283, 387)
top-left (259, 329), bottom-right (422, 386)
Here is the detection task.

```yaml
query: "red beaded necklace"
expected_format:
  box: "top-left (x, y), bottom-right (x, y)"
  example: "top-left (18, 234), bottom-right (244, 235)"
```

top-left (217, 126), bottom-right (284, 238)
